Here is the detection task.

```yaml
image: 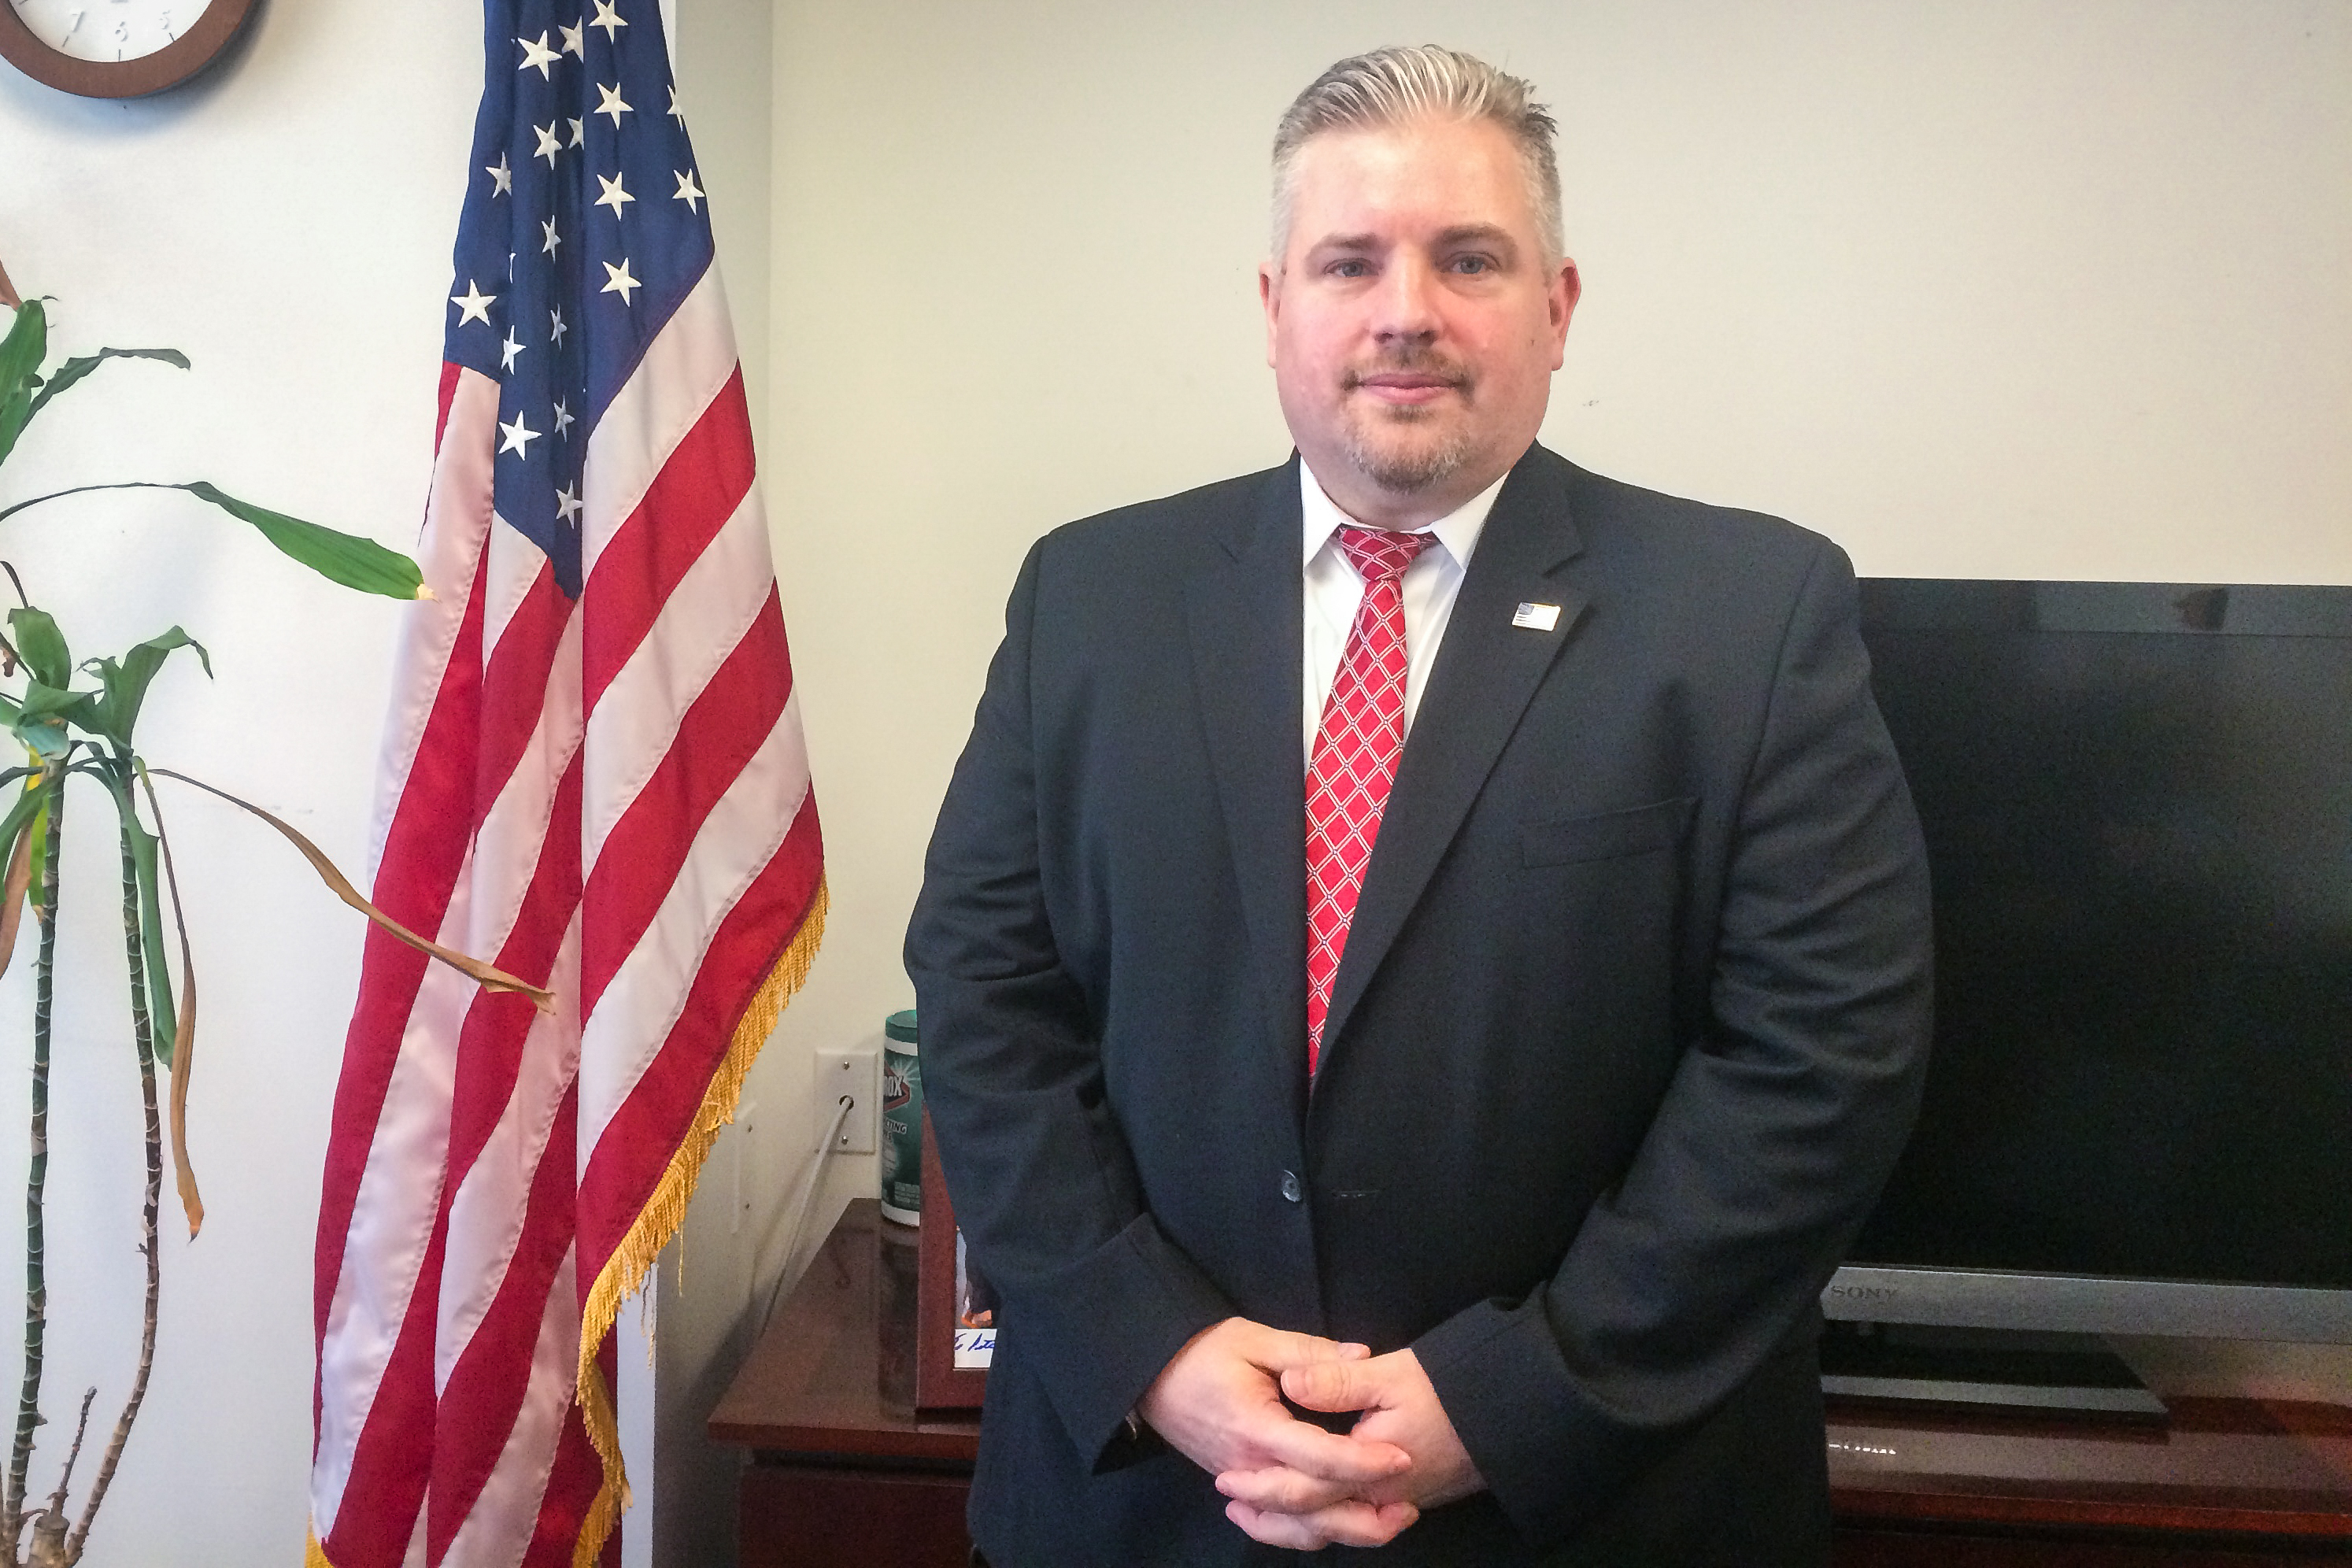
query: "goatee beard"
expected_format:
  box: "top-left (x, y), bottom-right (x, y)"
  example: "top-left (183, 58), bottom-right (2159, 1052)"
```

top-left (1340, 350), bottom-right (1474, 493)
top-left (1342, 416), bottom-right (1474, 494)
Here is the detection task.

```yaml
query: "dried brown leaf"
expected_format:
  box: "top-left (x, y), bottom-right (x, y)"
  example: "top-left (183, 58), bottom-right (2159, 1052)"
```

top-left (0, 815), bottom-right (29, 984)
top-left (149, 769), bottom-right (554, 1011)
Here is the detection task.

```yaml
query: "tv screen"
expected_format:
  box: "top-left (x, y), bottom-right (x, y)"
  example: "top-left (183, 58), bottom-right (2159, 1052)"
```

top-left (1848, 581), bottom-right (2352, 1295)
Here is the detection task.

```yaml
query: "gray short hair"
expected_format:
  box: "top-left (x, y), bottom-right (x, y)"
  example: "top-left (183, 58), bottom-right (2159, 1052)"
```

top-left (1271, 46), bottom-right (1562, 267)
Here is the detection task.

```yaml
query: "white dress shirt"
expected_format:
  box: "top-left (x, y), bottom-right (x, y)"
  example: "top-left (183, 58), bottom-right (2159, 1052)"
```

top-left (1300, 461), bottom-right (1507, 759)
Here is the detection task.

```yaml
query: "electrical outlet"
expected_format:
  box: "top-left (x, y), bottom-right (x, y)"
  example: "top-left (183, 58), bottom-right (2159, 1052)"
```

top-left (812, 1048), bottom-right (878, 1154)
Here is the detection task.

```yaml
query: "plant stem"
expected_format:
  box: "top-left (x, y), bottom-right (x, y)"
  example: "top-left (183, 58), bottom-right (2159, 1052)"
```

top-left (0, 483), bottom-right (189, 530)
top-left (67, 785), bottom-right (161, 1562)
top-left (39, 1389), bottom-right (88, 1526)
top-left (2, 771), bottom-right (58, 1559)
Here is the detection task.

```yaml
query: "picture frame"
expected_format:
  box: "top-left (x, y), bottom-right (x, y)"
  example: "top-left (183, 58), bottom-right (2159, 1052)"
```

top-left (915, 1110), bottom-right (993, 1408)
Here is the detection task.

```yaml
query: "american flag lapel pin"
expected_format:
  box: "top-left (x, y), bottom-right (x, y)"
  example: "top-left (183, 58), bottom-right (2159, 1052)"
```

top-left (1511, 601), bottom-right (1562, 632)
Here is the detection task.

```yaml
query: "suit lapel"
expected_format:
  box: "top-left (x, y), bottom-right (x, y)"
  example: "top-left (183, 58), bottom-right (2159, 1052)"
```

top-left (1185, 460), bottom-right (1311, 1120)
top-left (1317, 448), bottom-right (1589, 1063)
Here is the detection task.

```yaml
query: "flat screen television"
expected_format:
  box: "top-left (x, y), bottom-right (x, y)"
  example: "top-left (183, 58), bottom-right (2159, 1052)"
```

top-left (1821, 579), bottom-right (2352, 1351)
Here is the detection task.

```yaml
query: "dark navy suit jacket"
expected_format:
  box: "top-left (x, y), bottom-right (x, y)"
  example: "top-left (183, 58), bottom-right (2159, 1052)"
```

top-left (905, 445), bottom-right (1933, 1565)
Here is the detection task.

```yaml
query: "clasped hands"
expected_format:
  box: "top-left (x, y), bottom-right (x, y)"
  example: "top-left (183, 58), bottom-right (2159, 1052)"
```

top-left (1136, 1317), bottom-right (1485, 1551)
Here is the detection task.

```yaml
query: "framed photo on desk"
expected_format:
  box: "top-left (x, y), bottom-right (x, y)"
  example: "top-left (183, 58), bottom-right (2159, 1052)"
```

top-left (916, 1112), bottom-right (992, 1407)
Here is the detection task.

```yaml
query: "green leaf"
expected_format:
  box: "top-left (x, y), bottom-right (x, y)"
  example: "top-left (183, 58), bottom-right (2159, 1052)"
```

top-left (7, 607), bottom-right (69, 688)
top-left (181, 483), bottom-right (426, 601)
top-left (0, 788), bottom-right (43, 890)
top-left (11, 681), bottom-right (93, 760)
top-left (0, 778), bottom-right (45, 944)
top-left (0, 299), bottom-right (46, 470)
top-left (22, 347), bottom-right (190, 427)
top-left (82, 627), bottom-right (210, 748)
top-left (126, 796), bottom-right (176, 1067)
top-left (23, 786), bottom-right (50, 916)
top-left (91, 767), bottom-right (176, 1062)
top-left (17, 682), bottom-right (90, 723)
top-left (11, 719), bottom-right (71, 762)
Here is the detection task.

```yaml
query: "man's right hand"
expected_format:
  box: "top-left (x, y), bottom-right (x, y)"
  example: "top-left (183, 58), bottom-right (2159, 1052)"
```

top-left (1136, 1318), bottom-right (1419, 1550)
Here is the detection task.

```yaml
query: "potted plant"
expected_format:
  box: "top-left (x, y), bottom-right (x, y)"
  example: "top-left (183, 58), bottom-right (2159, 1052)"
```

top-left (0, 265), bottom-right (542, 1567)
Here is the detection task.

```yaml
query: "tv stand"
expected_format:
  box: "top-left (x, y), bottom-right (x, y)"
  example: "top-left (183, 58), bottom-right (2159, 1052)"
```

top-left (1822, 1322), bottom-right (2167, 1421)
top-left (715, 1205), bottom-right (2352, 1567)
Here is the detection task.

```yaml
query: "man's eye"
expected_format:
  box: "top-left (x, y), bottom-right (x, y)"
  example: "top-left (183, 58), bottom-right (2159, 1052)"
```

top-left (1449, 255), bottom-right (1495, 275)
top-left (1328, 259), bottom-right (1373, 279)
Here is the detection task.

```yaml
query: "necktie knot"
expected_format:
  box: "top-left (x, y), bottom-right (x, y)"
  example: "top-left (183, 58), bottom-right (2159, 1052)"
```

top-left (1336, 525), bottom-right (1433, 588)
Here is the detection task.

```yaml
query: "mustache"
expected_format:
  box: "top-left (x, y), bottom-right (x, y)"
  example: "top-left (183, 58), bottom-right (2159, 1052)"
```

top-left (1342, 350), bottom-right (1470, 390)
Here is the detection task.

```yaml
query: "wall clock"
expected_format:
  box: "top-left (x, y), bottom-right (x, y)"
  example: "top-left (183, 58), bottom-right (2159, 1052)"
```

top-left (0, 0), bottom-right (254, 99)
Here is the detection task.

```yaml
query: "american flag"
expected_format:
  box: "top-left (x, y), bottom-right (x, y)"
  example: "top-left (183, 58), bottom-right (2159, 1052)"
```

top-left (308, 1), bottom-right (824, 1563)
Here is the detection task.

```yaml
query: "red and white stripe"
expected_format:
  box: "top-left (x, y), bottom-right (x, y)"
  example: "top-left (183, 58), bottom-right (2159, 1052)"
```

top-left (312, 261), bottom-right (823, 1568)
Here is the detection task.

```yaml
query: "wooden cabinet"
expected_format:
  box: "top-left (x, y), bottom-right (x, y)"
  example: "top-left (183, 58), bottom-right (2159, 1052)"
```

top-left (1830, 1395), bottom-right (2352, 1565)
top-left (712, 1204), bottom-right (2352, 1566)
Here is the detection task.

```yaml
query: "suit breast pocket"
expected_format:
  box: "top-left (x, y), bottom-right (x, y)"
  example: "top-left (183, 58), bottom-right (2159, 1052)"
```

top-left (1520, 796), bottom-right (1697, 867)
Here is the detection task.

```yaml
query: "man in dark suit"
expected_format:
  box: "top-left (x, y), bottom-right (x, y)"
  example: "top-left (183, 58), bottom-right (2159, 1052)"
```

top-left (905, 45), bottom-right (1932, 1566)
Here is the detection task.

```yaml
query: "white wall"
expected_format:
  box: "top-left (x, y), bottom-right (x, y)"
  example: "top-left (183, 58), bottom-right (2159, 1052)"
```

top-left (3, 2), bottom-right (2347, 1564)
top-left (0, 2), bottom-right (478, 1563)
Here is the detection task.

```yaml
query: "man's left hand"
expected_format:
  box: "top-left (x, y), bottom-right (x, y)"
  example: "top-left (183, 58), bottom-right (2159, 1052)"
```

top-left (1214, 1348), bottom-right (1485, 1548)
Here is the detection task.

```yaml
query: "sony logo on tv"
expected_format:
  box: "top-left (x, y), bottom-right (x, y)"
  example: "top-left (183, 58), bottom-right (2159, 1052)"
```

top-left (1826, 1285), bottom-right (1899, 1301)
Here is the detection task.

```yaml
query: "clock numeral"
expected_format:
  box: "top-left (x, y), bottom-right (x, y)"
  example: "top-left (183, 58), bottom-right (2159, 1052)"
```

top-left (113, 18), bottom-right (129, 40)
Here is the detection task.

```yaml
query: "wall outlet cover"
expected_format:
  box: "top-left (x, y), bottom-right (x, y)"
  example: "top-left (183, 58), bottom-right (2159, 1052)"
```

top-left (812, 1048), bottom-right (878, 1154)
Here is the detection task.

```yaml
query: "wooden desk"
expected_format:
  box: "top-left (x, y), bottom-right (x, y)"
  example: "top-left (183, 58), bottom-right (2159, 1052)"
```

top-left (709, 1201), bottom-right (979, 1567)
top-left (713, 1203), bottom-right (2352, 1566)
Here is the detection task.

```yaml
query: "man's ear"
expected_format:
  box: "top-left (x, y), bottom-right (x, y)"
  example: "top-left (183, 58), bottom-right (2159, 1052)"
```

top-left (1549, 257), bottom-right (1581, 369)
top-left (1259, 260), bottom-right (1282, 369)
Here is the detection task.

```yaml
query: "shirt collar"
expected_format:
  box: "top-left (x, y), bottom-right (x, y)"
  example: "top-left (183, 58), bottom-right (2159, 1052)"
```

top-left (1298, 458), bottom-right (1508, 575)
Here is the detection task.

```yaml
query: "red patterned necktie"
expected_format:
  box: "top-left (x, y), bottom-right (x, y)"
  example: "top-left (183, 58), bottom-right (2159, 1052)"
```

top-left (1305, 524), bottom-right (1434, 1073)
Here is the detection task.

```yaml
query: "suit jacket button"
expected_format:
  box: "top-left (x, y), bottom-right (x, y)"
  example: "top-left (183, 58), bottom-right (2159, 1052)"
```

top-left (1279, 1170), bottom-right (1303, 1204)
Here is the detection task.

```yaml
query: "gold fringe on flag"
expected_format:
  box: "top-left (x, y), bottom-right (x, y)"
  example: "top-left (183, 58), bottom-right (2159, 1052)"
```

top-left (571, 1361), bottom-right (625, 1568)
top-left (306, 1525), bottom-right (334, 1567)
top-left (569, 877), bottom-right (828, 1568)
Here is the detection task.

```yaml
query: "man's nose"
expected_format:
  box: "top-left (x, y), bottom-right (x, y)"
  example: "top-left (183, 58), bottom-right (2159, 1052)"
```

top-left (1370, 255), bottom-right (1441, 344)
